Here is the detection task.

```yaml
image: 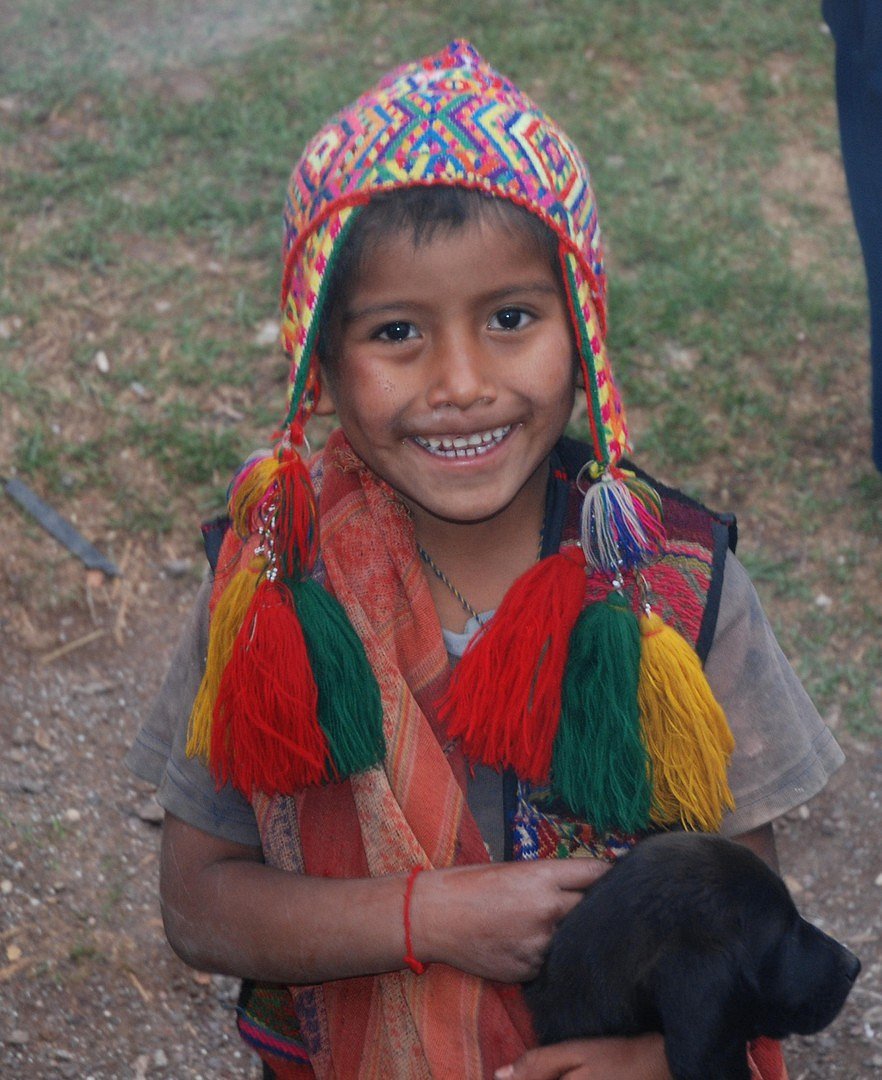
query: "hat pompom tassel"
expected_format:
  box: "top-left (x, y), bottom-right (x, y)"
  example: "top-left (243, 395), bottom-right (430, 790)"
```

top-left (580, 463), bottom-right (665, 575)
top-left (439, 546), bottom-right (588, 781)
top-left (199, 441), bottom-right (386, 795)
top-left (553, 590), bottom-right (651, 833)
top-left (293, 578), bottom-right (386, 778)
top-left (637, 609), bottom-right (735, 831)
top-left (186, 561), bottom-right (262, 762)
top-left (211, 578), bottom-right (329, 796)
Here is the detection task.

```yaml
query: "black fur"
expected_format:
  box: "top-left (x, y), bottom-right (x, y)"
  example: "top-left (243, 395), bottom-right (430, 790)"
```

top-left (525, 833), bottom-right (860, 1080)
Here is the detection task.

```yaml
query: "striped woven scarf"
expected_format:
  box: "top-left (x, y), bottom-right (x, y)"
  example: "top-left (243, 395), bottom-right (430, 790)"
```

top-left (244, 429), bottom-right (533, 1077)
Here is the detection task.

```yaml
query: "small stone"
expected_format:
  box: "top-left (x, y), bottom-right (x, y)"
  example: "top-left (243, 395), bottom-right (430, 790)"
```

top-left (130, 381), bottom-right (152, 400)
top-left (874, 871), bottom-right (882, 887)
top-left (6, 944), bottom-right (22, 961)
top-left (64, 808), bottom-right (81, 823)
top-left (136, 797), bottom-right (164, 825)
top-left (33, 728), bottom-right (53, 752)
top-left (154, 299), bottom-right (171, 313)
top-left (1, 880), bottom-right (12, 894)
top-left (20, 778), bottom-right (45, 794)
top-left (783, 874), bottom-right (803, 895)
top-left (814, 593), bottom-right (833, 609)
top-left (94, 350), bottom-right (110, 374)
top-left (797, 805), bottom-right (810, 820)
top-left (7, 1029), bottom-right (29, 1046)
top-left (253, 319), bottom-right (280, 347)
top-left (163, 558), bottom-right (193, 578)
top-left (662, 343), bottom-right (699, 372)
top-left (154, 1048), bottom-right (168, 1068)
top-left (6, 748), bottom-right (26, 764)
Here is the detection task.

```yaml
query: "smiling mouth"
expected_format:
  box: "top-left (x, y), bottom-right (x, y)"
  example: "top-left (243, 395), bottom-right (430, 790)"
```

top-left (412, 426), bottom-right (512, 458)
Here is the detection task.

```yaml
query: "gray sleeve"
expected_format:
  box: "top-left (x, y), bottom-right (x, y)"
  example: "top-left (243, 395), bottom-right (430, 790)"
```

top-left (705, 552), bottom-right (845, 837)
top-left (125, 578), bottom-right (262, 848)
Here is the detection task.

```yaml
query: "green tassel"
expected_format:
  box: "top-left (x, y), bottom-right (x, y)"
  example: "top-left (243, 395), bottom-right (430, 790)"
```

top-left (290, 578), bottom-right (386, 778)
top-left (553, 591), bottom-right (650, 832)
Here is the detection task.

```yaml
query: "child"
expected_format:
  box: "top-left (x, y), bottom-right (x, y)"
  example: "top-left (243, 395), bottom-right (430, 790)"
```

top-left (127, 41), bottom-right (844, 1079)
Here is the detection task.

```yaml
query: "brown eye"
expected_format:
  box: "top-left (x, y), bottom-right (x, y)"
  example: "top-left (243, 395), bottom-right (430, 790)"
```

top-left (376, 321), bottom-right (417, 342)
top-left (491, 307), bottom-right (531, 331)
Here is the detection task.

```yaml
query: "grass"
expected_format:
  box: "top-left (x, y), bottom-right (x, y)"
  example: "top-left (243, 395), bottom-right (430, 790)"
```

top-left (1, 0), bottom-right (879, 732)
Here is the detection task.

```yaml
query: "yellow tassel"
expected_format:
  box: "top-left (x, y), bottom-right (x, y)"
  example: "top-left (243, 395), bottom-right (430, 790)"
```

top-left (637, 611), bottom-right (736, 831)
top-left (186, 564), bottom-right (261, 761)
top-left (230, 456), bottom-right (280, 538)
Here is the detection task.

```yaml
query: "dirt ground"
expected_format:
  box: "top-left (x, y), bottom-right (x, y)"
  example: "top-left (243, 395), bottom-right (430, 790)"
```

top-left (0, 546), bottom-right (879, 1079)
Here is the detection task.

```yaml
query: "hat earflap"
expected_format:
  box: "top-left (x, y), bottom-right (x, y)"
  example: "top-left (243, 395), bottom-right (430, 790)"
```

top-left (440, 244), bottom-right (734, 831)
top-left (186, 214), bottom-right (386, 797)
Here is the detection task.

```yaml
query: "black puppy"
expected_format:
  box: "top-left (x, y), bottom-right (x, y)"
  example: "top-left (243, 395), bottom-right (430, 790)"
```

top-left (526, 832), bottom-right (860, 1080)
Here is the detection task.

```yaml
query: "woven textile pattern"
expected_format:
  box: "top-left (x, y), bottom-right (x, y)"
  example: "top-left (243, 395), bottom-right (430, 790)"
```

top-left (279, 39), bottom-right (629, 465)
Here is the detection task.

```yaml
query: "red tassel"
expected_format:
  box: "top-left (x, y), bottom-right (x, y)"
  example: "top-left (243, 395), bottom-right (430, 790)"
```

top-left (210, 579), bottom-right (330, 796)
top-left (438, 546), bottom-right (587, 782)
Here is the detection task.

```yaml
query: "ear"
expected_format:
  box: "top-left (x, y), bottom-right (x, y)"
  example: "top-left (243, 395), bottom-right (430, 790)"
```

top-left (652, 949), bottom-right (751, 1080)
top-left (313, 372), bottom-right (337, 417)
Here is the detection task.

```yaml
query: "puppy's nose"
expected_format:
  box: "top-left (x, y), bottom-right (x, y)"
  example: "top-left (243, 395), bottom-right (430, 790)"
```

top-left (844, 951), bottom-right (861, 983)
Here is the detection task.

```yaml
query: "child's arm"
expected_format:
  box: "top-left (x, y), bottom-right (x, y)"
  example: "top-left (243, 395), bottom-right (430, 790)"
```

top-left (728, 822), bottom-right (778, 870)
top-left (494, 1034), bottom-right (672, 1080)
top-left (159, 813), bottom-right (607, 985)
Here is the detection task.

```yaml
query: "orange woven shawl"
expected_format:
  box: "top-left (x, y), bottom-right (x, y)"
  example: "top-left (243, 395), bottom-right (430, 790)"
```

top-left (247, 430), bottom-right (535, 1078)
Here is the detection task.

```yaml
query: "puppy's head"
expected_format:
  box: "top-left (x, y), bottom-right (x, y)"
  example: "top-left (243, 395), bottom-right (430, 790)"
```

top-left (750, 913), bottom-right (861, 1037)
top-left (712, 842), bottom-right (862, 1039)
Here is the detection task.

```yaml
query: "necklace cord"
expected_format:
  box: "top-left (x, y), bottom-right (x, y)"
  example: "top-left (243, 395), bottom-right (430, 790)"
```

top-left (417, 530), bottom-right (544, 623)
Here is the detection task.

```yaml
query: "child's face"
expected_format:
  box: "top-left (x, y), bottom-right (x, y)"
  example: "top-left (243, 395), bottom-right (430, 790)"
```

top-left (319, 211), bottom-right (576, 530)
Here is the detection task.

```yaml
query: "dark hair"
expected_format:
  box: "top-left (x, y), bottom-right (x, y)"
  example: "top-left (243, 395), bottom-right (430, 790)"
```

top-left (316, 186), bottom-right (562, 371)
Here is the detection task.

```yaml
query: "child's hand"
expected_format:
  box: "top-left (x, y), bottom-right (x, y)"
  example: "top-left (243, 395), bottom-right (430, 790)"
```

top-left (412, 858), bottom-right (607, 983)
top-left (494, 1034), bottom-right (672, 1080)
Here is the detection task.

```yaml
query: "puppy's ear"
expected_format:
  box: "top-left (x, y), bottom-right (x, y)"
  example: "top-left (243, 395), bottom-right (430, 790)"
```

top-left (652, 949), bottom-right (751, 1080)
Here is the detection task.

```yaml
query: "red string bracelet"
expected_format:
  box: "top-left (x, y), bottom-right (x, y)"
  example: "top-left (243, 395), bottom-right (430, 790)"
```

top-left (403, 866), bottom-right (427, 975)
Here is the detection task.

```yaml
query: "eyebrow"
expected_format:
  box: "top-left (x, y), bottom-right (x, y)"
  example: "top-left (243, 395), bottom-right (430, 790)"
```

top-left (343, 281), bottom-right (560, 324)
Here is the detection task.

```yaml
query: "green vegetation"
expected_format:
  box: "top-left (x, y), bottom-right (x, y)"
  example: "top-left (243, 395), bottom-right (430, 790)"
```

top-left (1, 0), bottom-right (879, 730)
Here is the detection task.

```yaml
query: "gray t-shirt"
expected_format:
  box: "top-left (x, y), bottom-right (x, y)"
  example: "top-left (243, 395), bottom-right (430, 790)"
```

top-left (125, 552), bottom-right (843, 850)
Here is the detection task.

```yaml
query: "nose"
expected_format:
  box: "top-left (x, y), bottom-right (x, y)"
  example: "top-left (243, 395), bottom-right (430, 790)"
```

top-left (844, 950), bottom-right (861, 983)
top-left (424, 332), bottom-right (496, 411)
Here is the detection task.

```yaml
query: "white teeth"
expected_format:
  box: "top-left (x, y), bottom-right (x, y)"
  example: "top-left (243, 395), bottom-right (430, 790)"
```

top-left (413, 425), bottom-right (512, 457)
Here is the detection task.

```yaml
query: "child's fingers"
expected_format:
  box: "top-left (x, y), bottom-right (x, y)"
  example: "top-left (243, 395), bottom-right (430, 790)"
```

top-left (495, 1035), bottom-right (671, 1080)
top-left (543, 855), bottom-right (610, 892)
top-left (494, 1041), bottom-right (596, 1079)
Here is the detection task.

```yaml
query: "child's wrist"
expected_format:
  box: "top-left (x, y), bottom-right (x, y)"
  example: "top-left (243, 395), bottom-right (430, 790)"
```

top-left (402, 866), bottom-right (427, 974)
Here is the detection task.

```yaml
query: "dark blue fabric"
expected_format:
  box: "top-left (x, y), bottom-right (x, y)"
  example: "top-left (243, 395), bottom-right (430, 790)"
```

top-left (823, 0), bottom-right (882, 470)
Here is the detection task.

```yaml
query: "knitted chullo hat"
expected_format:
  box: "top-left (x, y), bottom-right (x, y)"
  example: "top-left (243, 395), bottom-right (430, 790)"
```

top-left (188, 41), bottom-right (734, 834)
